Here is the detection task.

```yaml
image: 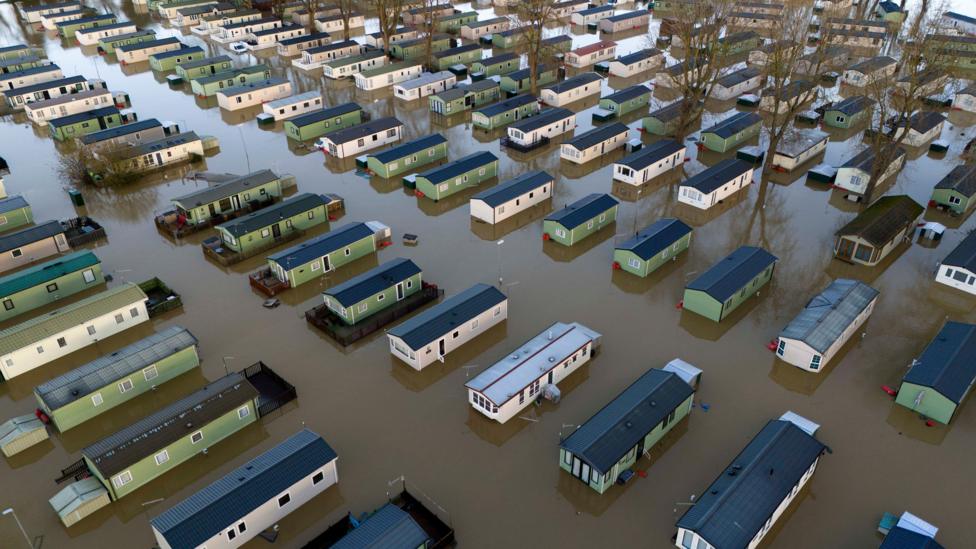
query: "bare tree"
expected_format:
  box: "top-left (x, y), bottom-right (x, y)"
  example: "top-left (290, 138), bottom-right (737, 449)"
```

top-left (509, 0), bottom-right (561, 95)
top-left (412, 0), bottom-right (446, 70)
top-left (58, 145), bottom-right (141, 188)
top-left (374, 0), bottom-right (408, 52)
top-left (334, 0), bottom-right (357, 40)
top-left (302, 0), bottom-right (318, 34)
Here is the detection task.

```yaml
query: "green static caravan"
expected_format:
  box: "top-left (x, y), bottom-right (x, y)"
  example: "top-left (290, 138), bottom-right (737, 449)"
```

top-left (0, 250), bottom-right (103, 323)
top-left (413, 151), bottom-right (499, 201)
top-left (322, 257), bottom-right (423, 325)
top-left (931, 164), bottom-right (976, 216)
top-left (435, 11), bottom-right (478, 33)
top-left (55, 13), bottom-right (118, 38)
top-left (390, 34), bottom-right (453, 61)
top-left (876, 0), bottom-right (907, 23)
top-left (683, 246), bottom-right (777, 322)
top-left (429, 80), bottom-right (500, 114)
top-left (492, 27), bottom-right (529, 49)
top-left (266, 221), bottom-right (384, 289)
top-left (48, 106), bottom-right (124, 141)
top-left (0, 195), bottom-right (34, 235)
top-left (599, 84), bottom-right (651, 118)
top-left (189, 65), bottom-right (271, 97)
top-left (472, 94), bottom-right (540, 130)
top-left (613, 218), bottom-right (692, 278)
top-left (896, 321), bottom-right (976, 424)
top-left (79, 372), bottom-right (260, 501)
top-left (560, 365), bottom-right (698, 494)
top-left (172, 169), bottom-right (284, 227)
top-left (543, 35), bottom-right (573, 53)
top-left (97, 29), bottom-right (157, 54)
top-left (543, 193), bottom-right (619, 246)
top-left (927, 34), bottom-right (976, 53)
top-left (470, 52), bottom-right (519, 78)
top-left (149, 46), bottom-right (205, 72)
top-left (461, 79), bottom-right (501, 106)
top-left (322, 50), bottom-right (387, 80)
top-left (174, 54), bottom-right (233, 81)
top-left (213, 193), bottom-right (330, 256)
top-left (501, 65), bottom-right (557, 96)
top-left (823, 95), bottom-right (875, 129)
top-left (432, 43), bottom-right (483, 71)
top-left (699, 111), bottom-right (762, 153)
top-left (0, 55), bottom-right (48, 75)
top-left (34, 326), bottom-right (199, 432)
top-left (642, 101), bottom-right (685, 136)
top-left (718, 30), bottom-right (763, 55)
top-left (0, 44), bottom-right (38, 61)
top-left (283, 102), bottom-right (364, 142)
top-left (366, 134), bottom-right (448, 179)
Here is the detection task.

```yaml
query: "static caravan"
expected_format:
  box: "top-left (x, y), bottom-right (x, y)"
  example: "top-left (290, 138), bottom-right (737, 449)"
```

top-left (436, 11), bottom-right (478, 33)
top-left (598, 10), bottom-right (650, 33)
top-left (460, 17), bottom-right (509, 40)
top-left (506, 108), bottom-right (576, 149)
top-left (266, 221), bottom-right (383, 289)
top-left (213, 193), bottom-right (329, 257)
top-left (56, 14), bottom-right (118, 39)
top-left (678, 159), bottom-right (754, 210)
top-left (283, 102), bottom-right (364, 141)
top-left (319, 117), bottom-right (404, 158)
top-left (655, 59), bottom-right (710, 89)
top-left (889, 111), bottom-right (946, 148)
top-left (896, 70), bottom-right (948, 97)
top-left (113, 132), bottom-right (206, 173)
top-left (560, 122), bottom-right (628, 164)
top-left (0, 53), bottom-right (49, 74)
top-left (276, 32), bottom-right (331, 57)
top-left (699, 112), bottom-right (762, 153)
top-left (414, 151), bottom-right (499, 201)
top-left (0, 283), bottom-right (149, 380)
top-left (364, 27), bottom-right (419, 49)
top-left (388, 284), bottom-right (507, 371)
top-left (826, 28), bottom-right (885, 50)
top-left (0, 64), bottom-right (64, 91)
top-left (470, 52), bottom-right (520, 78)
top-left (323, 50), bottom-right (387, 80)
top-left (262, 91), bottom-right (322, 121)
top-left (41, 10), bottom-right (89, 31)
top-left (24, 88), bottom-right (112, 126)
top-left (942, 10), bottom-right (976, 35)
top-left (759, 80), bottom-right (817, 114)
top-left (116, 37), bottom-right (183, 65)
top-left (174, 3), bottom-right (236, 27)
top-left (501, 65), bottom-right (557, 95)
top-left (314, 13), bottom-right (365, 33)
top-left (190, 65), bottom-right (272, 97)
top-left (747, 39), bottom-right (802, 66)
top-left (0, 196), bottom-right (33, 235)
top-left (390, 34), bottom-right (454, 61)
top-left (776, 279), bottom-right (879, 373)
top-left (472, 94), bottom-right (539, 130)
top-left (293, 40), bottom-right (364, 71)
top-left (172, 169), bottom-right (284, 226)
top-left (565, 41), bottom-right (617, 69)
top-left (572, 5), bottom-right (614, 26)
top-left (553, 0), bottom-right (589, 18)
top-left (683, 246), bottom-right (776, 322)
top-left (48, 106), bottom-right (119, 141)
top-left (465, 321), bottom-right (601, 424)
top-left (393, 71), bottom-right (457, 101)
top-left (97, 30), bottom-right (158, 55)
top-left (952, 85), bottom-right (976, 113)
top-left (157, 0), bottom-right (217, 20)
top-left (841, 55), bottom-right (896, 87)
top-left (675, 414), bottom-right (826, 549)
top-left (936, 231), bottom-right (976, 296)
top-left (150, 430), bottom-right (338, 549)
top-left (796, 45), bottom-right (850, 75)
top-left (470, 171), bottom-right (554, 225)
top-left (174, 55), bottom-right (233, 81)
top-left (322, 258), bottom-right (422, 325)
top-left (823, 95), bottom-right (875, 129)
top-left (34, 326), bottom-right (199, 432)
top-left (0, 250), bottom-right (102, 323)
top-left (245, 23), bottom-right (306, 51)
top-left (355, 62), bottom-right (424, 91)
top-left (216, 78), bottom-right (292, 111)
top-left (834, 146), bottom-right (906, 197)
top-left (642, 101), bottom-right (686, 136)
top-left (613, 139), bottom-right (686, 185)
top-left (541, 72), bottom-right (602, 107)
top-left (895, 322), bottom-right (976, 425)
top-left (614, 218), bottom-right (693, 278)
top-left (544, 193), bottom-right (619, 246)
top-left (213, 16), bottom-right (281, 43)
top-left (930, 164), bottom-right (976, 215)
top-left (192, 8), bottom-right (262, 36)
top-left (432, 44), bottom-right (482, 71)
top-left (710, 66), bottom-right (762, 101)
top-left (3, 75), bottom-right (89, 109)
top-left (365, 134), bottom-right (448, 179)
top-left (0, 220), bottom-right (70, 273)
top-left (402, 3), bottom-right (455, 25)
top-left (79, 118), bottom-right (168, 149)
top-left (718, 30), bottom-right (763, 54)
top-left (21, 2), bottom-right (82, 24)
top-left (727, 11), bottom-right (780, 30)
top-left (772, 129), bottom-right (829, 171)
top-left (599, 84), bottom-right (651, 117)
top-left (429, 80), bottom-right (500, 114)
top-left (492, 27), bottom-right (529, 49)
top-left (833, 195), bottom-right (922, 266)
top-left (608, 48), bottom-right (663, 78)
top-left (75, 22), bottom-right (139, 46)
top-left (149, 46), bottom-right (205, 72)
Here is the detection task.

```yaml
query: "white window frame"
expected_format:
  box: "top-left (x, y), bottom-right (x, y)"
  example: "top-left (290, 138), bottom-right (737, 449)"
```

top-left (118, 379), bottom-right (133, 393)
top-left (154, 450), bottom-right (170, 465)
top-left (143, 365), bottom-right (158, 381)
top-left (91, 393), bottom-right (103, 406)
top-left (238, 405), bottom-right (250, 419)
top-left (190, 430), bottom-right (203, 444)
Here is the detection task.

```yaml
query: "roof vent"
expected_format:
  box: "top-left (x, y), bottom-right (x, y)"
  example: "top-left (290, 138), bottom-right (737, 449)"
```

top-left (185, 422), bottom-right (193, 429)
top-left (70, 389), bottom-right (79, 396)
top-left (711, 489), bottom-right (719, 495)
top-left (548, 356), bottom-right (555, 363)
top-left (511, 353), bottom-right (519, 360)
top-left (625, 421), bottom-right (633, 428)
top-left (728, 469), bottom-right (737, 476)
top-left (650, 401), bottom-right (656, 407)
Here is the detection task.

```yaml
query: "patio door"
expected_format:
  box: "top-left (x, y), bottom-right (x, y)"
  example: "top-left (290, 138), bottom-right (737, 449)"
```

top-left (572, 456), bottom-right (590, 484)
top-left (232, 195), bottom-right (241, 210)
top-left (396, 282), bottom-right (404, 301)
top-left (439, 339), bottom-right (445, 356)
top-left (322, 254), bottom-right (331, 272)
top-left (155, 153), bottom-right (163, 165)
top-left (272, 224), bottom-right (281, 238)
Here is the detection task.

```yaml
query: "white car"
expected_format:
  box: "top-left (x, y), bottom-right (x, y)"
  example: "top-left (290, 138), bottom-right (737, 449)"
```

top-left (230, 42), bottom-right (248, 54)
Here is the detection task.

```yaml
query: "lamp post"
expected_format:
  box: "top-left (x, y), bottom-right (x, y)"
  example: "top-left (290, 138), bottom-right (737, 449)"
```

top-left (2, 508), bottom-right (32, 549)
top-left (496, 239), bottom-right (504, 287)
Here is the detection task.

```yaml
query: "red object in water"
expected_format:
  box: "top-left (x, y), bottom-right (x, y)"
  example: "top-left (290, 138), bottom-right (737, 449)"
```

top-left (612, 261), bottom-right (621, 270)
top-left (676, 300), bottom-right (683, 310)
top-left (767, 340), bottom-right (778, 351)
top-left (34, 409), bottom-right (50, 424)
top-left (683, 157), bottom-right (690, 162)
top-left (696, 142), bottom-right (704, 151)
top-left (927, 200), bottom-right (937, 208)
top-left (415, 190), bottom-right (425, 198)
top-left (881, 385), bottom-right (897, 397)
top-left (328, 216), bottom-right (337, 221)
top-left (925, 420), bottom-right (935, 427)
top-left (637, 471), bottom-right (648, 478)
top-left (543, 233), bottom-right (550, 241)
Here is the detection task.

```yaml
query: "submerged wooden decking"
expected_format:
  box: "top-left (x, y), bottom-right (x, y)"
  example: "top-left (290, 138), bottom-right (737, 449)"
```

top-left (305, 284), bottom-right (443, 347)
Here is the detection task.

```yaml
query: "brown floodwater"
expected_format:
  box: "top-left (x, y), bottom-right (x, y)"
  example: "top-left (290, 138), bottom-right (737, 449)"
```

top-left (2, 1), bottom-right (976, 548)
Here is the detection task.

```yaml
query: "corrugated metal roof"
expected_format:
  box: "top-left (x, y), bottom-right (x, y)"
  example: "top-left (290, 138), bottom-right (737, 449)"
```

top-left (835, 194), bottom-right (922, 246)
top-left (543, 72), bottom-right (602, 94)
top-left (417, 151), bottom-right (497, 184)
top-left (177, 54), bottom-right (231, 70)
top-left (151, 46), bottom-right (203, 61)
top-left (933, 163), bottom-right (976, 198)
top-left (83, 372), bottom-right (258, 475)
top-left (715, 67), bottom-right (761, 89)
top-left (80, 119), bottom-right (162, 144)
top-left (602, 84), bottom-right (650, 104)
top-left (174, 169), bottom-right (279, 207)
top-left (388, 284), bottom-right (506, 349)
top-left (0, 195), bottom-right (29, 215)
top-left (0, 220), bottom-right (64, 253)
top-left (472, 170), bottom-right (553, 208)
top-left (325, 117), bottom-right (402, 146)
top-left (849, 55), bottom-right (896, 74)
top-left (287, 102), bottom-right (361, 127)
top-left (474, 94), bottom-right (536, 118)
top-left (617, 139), bottom-right (685, 171)
top-left (510, 107), bottom-right (574, 133)
top-left (775, 129), bottom-right (829, 158)
top-left (545, 193), bottom-right (619, 230)
top-left (686, 246), bottom-right (777, 302)
top-left (48, 106), bottom-right (120, 128)
top-left (217, 193), bottom-right (327, 238)
top-left (331, 503), bottom-right (430, 549)
top-left (151, 429), bottom-right (337, 549)
top-left (0, 250), bottom-right (98, 298)
top-left (893, 111), bottom-right (946, 134)
top-left (2, 75), bottom-right (87, 98)
top-left (370, 134), bottom-right (446, 165)
top-left (560, 368), bottom-right (693, 474)
top-left (268, 221), bottom-right (375, 271)
top-left (616, 218), bottom-right (692, 261)
top-left (615, 48), bottom-right (661, 66)
top-left (325, 258), bottom-right (421, 308)
top-left (680, 158), bottom-right (753, 195)
top-left (675, 419), bottom-right (826, 548)
top-left (564, 122), bottom-right (628, 151)
top-left (432, 43), bottom-right (481, 59)
top-left (903, 321), bottom-right (976, 404)
top-left (117, 37), bottom-right (181, 52)
top-left (219, 77), bottom-right (289, 97)
top-left (35, 326), bottom-right (198, 410)
top-left (606, 10), bottom-right (648, 22)
top-left (0, 283), bottom-right (147, 357)
top-left (941, 229), bottom-right (976, 272)
top-left (778, 279), bottom-right (879, 353)
top-left (880, 526), bottom-right (944, 549)
top-left (703, 112), bottom-right (761, 139)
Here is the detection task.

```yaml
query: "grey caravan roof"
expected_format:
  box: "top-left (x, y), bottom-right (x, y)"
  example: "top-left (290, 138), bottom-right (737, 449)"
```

top-left (616, 218), bottom-right (692, 261)
top-left (542, 72), bottom-right (602, 94)
top-left (686, 246), bottom-right (777, 302)
top-left (0, 220), bottom-right (64, 254)
top-left (387, 284), bottom-right (506, 349)
top-left (417, 151), bottom-right (497, 184)
top-left (903, 321), bottom-right (976, 404)
top-left (680, 158), bottom-right (753, 195)
top-left (702, 112), bottom-right (761, 139)
top-left (564, 122), bottom-right (628, 151)
top-left (941, 229), bottom-right (976, 272)
top-left (933, 164), bottom-right (976, 199)
top-left (268, 221), bottom-right (374, 271)
top-left (217, 193), bottom-right (327, 238)
top-left (80, 119), bottom-right (163, 145)
top-left (602, 84), bottom-right (651, 104)
top-left (545, 193), bottom-right (619, 230)
top-left (509, 107), bottom-right (574, 133)
top-left (331, 503), bottom-right (430, 548)
top-left (325, 117), bottom-right (402, 146)
top-left (778, 279), bottom-right (879, 353)
top-left (472, 171), bottom-right (553, 208)
top-left (174, 169), bottom-right (279, 207)
top-left (325, 257), bottom-right (421, 308)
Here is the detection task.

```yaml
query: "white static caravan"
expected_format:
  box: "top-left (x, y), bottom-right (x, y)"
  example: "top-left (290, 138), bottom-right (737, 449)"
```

top-left (157, 0), bottom-right (215, 20)
top-left (507, 108), bottom-right (576, 148)
top-left (388, 284), bottom-right (508, 371)
top-left (292, 40), bottom-right (364, 71)
top-left (834, 147), bottom-right (905, 197)
top-left (936, 231), bottom-right (976, 296)
top-left (553, 0), bottom-right (589, 19)
top-left (772, 129), bottom-right (829, 171)
top-left (540, 72), bottom-right (602, 107)
top-left (612, 139), bottom-right (686, 186)
top-left (841, 55), bottom-right (896, 87)
top-left (217, 78), bottom-right (292, 111)
top-left (115, 132), bottom-right (205, 173)
top-left (465, 321), bottom-right (602, 424)
top-left (709, 67), bottom-right (762, 101)
top-left (262, 91), bottom-right (322, 121)
top-left (776, 279), bottom-right (879, 373)
top-left (571, 5), bottom-right (614, 27)
top-left (40, 10), bottom-right (86, 31)
top-left (319, 117), bottom-right (403, 158)
top-left (3, 75), bottom-right (90, 110)
top-left (952, 85), bottom-right (976, 113)
top-left (393, 71), bottom-right (457, 101)
top-left (75, 22), bottom-right (139, 46)
top-left (0, 65), bottom-right (65, 92)
top-left (213, 16), bottom-right (281, 43)
top-left (116, 38), bottom-right (184, 64)
top-left (354, 62), bottom-right (424, 91)
top-left (323, 51), bottom-right (387, 80)
top-left (943, 11), bottom-right (976, 35)
top-left (470, 170), bottom-right (554, 225)
top-left (0, 284), bottom-right (149, 380)
top-left (560, 122), bottom-right (628, 164)
top-left (246, 23), bottom-right (305, 51)
top-left (889, 112), bottom-right (946, 148)
top-left (598, 10), bottom-right (650, 33)
top-left (21, 2), bottom-right (81, 24)
top-left (460, 17), bottom-right (509, 40)
top-left (678, 158), bottom-right (754, 210)
top-left (608, 48), bottom-right (663, 78)
top-left (565, 40), bottom-right (617, 68)
top-left (314, 13), bottom-right (365, 34)
top-left (25, 89), bottom-right (113, 126)
top-left (276, 32), bottom-right (330, 57)
top-left (364, 27), bottom-right (418, 49)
